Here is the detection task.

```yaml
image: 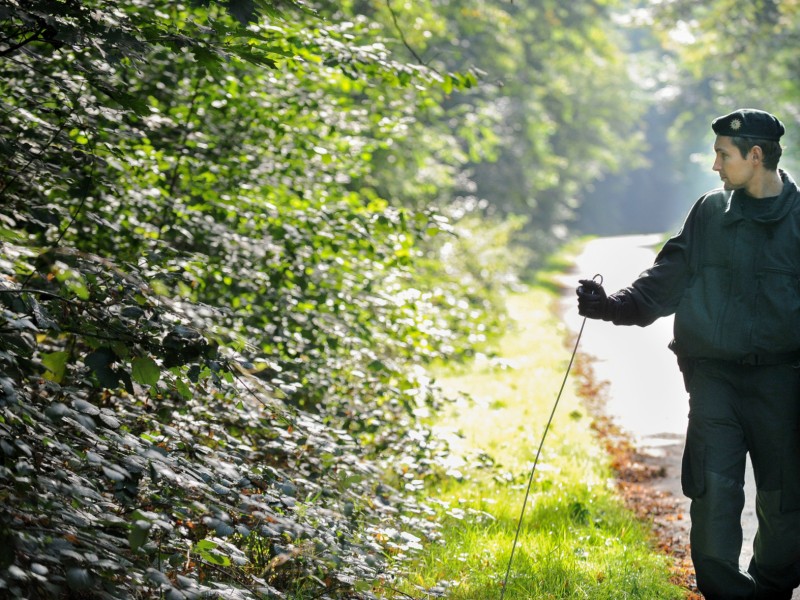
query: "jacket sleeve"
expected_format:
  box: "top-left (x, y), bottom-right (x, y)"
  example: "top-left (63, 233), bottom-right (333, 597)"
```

top-left (607, 198), bottom-right (701, 327)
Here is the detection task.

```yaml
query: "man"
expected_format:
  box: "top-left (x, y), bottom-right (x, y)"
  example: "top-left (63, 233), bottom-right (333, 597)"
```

top-left (577, 108), bottom-right (800, 600)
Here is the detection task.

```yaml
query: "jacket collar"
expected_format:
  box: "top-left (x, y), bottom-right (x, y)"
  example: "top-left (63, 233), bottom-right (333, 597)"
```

top-left (722, 169), bottom-right (799, 225)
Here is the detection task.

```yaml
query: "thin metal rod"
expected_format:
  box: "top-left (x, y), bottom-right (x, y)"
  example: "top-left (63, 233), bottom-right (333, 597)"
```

top-left (499, 315), bottom-right (588, 599)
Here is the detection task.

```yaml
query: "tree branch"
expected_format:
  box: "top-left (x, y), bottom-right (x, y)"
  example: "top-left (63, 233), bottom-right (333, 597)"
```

top-left (0, 288), bottom-right (80, 304)
top-left (0, 27), bottom-right (45, 58)
top-left (385, 0), bottom-right (431, 69)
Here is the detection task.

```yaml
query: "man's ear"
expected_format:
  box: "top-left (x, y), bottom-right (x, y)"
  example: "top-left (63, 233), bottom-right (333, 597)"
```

top-left (750, 146), bottom-right (763, 163)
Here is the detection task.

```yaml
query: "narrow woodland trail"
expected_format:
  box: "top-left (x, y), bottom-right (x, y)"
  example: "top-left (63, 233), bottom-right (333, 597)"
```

top-left (557, 234), bottom-right (781, 596)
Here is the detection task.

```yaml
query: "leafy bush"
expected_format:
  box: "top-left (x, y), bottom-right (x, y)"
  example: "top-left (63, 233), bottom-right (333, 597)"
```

top-left (0, 1), bottom-right (506, 597)
top-left (0, 218), bottom-right (506, 599)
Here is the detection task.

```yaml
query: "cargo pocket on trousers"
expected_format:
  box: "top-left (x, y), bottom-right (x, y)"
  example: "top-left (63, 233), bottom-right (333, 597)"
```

top-left (780, 423), bottom-right (800, 512)
top-left (681, 439), bottom-right (706, 499)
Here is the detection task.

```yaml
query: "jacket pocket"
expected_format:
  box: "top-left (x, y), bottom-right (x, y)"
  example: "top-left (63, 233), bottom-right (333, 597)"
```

top-left (752, 267), bottom-right (800, 353)
top-left (681, 425), bottom-right (706, 499)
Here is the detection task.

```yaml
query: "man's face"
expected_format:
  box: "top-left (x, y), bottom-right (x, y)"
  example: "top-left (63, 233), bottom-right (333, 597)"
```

top-left (712, 136), bottom-right (754, 190)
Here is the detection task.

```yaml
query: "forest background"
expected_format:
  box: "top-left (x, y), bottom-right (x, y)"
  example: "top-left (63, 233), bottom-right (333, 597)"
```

top-left (0, 0), bottom-right (798, 598)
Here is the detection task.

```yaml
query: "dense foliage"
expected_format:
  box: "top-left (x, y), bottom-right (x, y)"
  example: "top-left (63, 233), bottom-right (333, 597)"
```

top-left (0, 0), bottom-right (650, 598)
top-left (651, 0), bottom-right (800, 131)
top-left (332, 0), bottom-right (646, 258)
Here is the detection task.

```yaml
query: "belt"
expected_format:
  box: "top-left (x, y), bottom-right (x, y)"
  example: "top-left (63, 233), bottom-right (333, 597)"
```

top-left (736, 351), bottom-right (800, 366)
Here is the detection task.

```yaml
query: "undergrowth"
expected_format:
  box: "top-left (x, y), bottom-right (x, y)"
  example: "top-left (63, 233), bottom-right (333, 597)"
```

top-left (387, 288), bottom-right (686, 599)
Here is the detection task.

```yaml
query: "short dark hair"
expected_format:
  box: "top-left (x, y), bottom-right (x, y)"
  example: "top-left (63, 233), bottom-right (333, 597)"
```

top-left (731, 136), bottom-right (782, 170)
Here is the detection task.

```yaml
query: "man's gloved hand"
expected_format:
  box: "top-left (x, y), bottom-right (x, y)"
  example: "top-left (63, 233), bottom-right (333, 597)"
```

top-left (576, 279), bottom-right (611, 320)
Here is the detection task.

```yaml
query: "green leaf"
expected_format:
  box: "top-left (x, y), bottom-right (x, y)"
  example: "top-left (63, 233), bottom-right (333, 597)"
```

top-left (174, 378), bottom-right (192, 399)
top-left (66, 567), bottom-right (93, 591)
top-left (42, 350), bottom-right (70, 383)
top-left (0, 227), bottom-right (24, 242)
top-left (195, 539), bottom-right (218, 552)
top-left (194, 539), bottom-right (231, 566)
top-left (129, 520), bottom-right (151, 553)
top-left (131, 356), bottom-right (160, 387)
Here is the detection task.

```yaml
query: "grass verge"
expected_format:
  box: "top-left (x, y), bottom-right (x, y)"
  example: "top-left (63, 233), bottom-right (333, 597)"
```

top-left (386, 286), bottom-right (686, 599)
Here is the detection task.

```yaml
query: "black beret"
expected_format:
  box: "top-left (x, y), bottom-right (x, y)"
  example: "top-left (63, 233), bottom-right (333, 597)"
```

top-left (711, 108), bottom-right (785, 141)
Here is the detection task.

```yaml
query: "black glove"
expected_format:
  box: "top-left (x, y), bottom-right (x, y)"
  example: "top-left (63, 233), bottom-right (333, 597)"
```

top-left (576, 278), bottom-right (613, 320)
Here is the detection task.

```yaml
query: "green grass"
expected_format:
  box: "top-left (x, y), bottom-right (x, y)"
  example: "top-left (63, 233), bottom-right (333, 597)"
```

top-left (387, 288), bottom-right (685, 599)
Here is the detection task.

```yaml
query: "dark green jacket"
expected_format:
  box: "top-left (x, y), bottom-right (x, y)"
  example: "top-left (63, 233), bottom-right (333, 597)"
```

top-left (613, 170), bottom-right (800, 361)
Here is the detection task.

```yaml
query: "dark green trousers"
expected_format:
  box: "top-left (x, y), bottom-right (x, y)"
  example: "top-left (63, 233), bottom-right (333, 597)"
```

top-left (681, 360), bottom-right (800, 600)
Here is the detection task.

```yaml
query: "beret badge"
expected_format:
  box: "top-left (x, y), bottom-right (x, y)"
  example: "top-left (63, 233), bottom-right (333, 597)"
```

top-left (730, 118), bottom-right (742, 131)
